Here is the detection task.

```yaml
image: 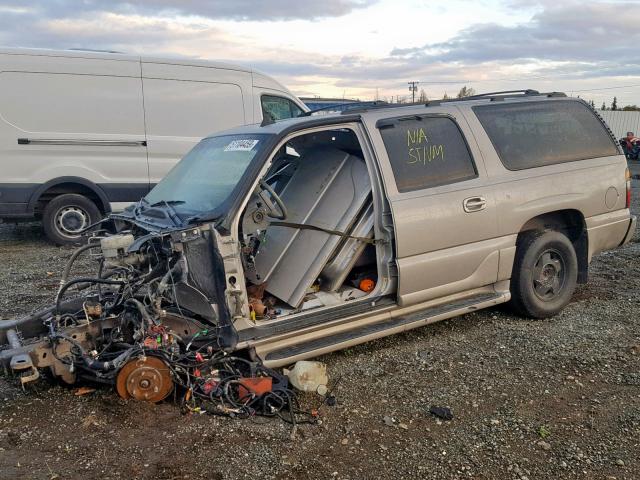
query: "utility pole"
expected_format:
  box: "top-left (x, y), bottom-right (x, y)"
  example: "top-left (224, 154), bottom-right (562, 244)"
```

top-left (408, 81), bottom-right (419, 103)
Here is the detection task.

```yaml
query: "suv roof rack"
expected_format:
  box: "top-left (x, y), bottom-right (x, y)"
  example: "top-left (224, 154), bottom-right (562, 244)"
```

top-left (299, 100), bottom-right (389, 117)
top-left (464, 89), bottom-right (540, 98)
top-left (340, 89), bottom-right (567, 115)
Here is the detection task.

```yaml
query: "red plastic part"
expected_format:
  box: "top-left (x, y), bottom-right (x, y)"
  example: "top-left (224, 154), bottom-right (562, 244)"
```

top-left (359, 278), bottom-right (375, 293)
top-left (237, 377), bottom-right (273, 401)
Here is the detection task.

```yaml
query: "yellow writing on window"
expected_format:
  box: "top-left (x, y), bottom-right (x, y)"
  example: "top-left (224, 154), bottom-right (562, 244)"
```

top-left (408, 144), bottom-right (445, 164)
top-left (407, 128), bottom-right (429, 146)
top-left (406, 127), bottom-right (444, 164)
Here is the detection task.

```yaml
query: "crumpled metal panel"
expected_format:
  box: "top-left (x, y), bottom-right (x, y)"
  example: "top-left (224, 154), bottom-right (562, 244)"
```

top-left (320, 202), bottom-right (374, 292)
top-left (250, 147), bottom-right (371, 307)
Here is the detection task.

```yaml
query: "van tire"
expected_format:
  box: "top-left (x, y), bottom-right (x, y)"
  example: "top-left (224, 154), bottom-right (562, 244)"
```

top-left (42, 194), bottom-right (101, 245)
top-left (509, 230), bottom-right (578, 319)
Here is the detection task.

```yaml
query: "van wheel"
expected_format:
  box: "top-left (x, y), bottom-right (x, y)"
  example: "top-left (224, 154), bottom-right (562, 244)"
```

top-left (42, 194), bottom-right (101, 245)
top-left (509, 230), bottom-right (578, 319)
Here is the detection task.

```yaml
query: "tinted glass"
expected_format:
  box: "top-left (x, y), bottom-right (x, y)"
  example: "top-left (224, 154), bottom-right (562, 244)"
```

top-left (379, 116), bottom-right (477, 192)
top-left (473, 100), bottom-right (618, 170)
top-left (261, 95), bottom-right (304, 121)
top-left (145, 134), bottom-right (269, 215)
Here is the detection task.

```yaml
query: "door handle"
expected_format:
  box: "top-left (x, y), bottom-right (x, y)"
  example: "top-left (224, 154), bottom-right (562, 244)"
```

top-left (463, 196), bottom-right (487, 213)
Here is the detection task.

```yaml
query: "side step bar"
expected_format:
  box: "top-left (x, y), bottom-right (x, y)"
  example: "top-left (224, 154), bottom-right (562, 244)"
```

top-left (259, 291), bottom-right (508, 366)
top-left (238, 296), bottom-right (396, 343)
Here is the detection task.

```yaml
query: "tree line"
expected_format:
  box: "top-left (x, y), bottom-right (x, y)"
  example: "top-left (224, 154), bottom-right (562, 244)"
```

top-left (387, 86), bottom-right (477, 104)
top-left (593, 97), bottom-right (639, 111)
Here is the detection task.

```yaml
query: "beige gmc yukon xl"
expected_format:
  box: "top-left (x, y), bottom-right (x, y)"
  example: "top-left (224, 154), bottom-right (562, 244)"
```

top-left (1, 90), bottom-right (636, 391)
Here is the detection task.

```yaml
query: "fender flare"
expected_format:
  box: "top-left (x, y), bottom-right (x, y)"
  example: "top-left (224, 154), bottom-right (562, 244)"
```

top-left (27, 176), bottom-right (111, 214)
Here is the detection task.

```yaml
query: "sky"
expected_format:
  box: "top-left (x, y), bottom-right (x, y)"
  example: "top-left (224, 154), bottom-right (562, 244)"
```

top-left (1, 0), bottom-right (640, 105)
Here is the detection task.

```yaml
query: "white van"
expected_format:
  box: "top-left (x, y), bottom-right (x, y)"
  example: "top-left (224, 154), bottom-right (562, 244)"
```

top-left (0, 47), bottom-right (307, 244)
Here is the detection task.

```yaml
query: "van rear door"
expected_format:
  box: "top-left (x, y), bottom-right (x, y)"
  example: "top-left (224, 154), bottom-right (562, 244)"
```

top-left (364, 107), bottom-right (501, 306)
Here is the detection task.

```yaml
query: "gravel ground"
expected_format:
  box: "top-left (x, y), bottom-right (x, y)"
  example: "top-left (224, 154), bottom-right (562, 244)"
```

top-left (0, 179), bottom-right (639, 480)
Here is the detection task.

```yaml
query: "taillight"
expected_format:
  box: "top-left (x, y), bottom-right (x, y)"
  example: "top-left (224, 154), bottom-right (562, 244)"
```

top-left (625, 167), bottom-right (632, 208)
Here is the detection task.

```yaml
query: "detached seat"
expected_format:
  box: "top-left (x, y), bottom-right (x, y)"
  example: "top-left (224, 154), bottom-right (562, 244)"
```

top-left (247, 147), bottom-right (372, 307)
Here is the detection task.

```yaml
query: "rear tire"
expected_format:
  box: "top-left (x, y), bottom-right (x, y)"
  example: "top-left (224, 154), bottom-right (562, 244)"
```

top-left (42, 194), bottom-right (101, 245)
top-left (509, 230), bottom-right (578, 318)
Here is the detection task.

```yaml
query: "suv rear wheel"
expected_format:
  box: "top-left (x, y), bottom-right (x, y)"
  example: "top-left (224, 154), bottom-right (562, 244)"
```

top-left (510, 230), bottom-right (578, 318)
top-left (42, 194), bottom-right (101, 245)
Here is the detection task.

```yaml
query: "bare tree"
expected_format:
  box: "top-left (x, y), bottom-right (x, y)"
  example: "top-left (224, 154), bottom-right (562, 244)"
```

top-left (457, 86), bottom-right (476, 98)
top-left (418, 89), bottom-right (428, 102)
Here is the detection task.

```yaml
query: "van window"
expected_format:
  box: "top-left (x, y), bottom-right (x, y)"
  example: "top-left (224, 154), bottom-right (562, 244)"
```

top-left (378, 116), bottom-right (477, 192)
top-left (261, 95), bottom-right (303, 121)
top-left (0, 72), bottom-right (144, 135)
top-left (473, 100), bottom-right (619, 170)
top-left (143, 79), bottom-right (244, 137)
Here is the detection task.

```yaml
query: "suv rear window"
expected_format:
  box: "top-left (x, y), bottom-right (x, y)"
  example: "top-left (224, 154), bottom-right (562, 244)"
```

top-left (378, 115), bottom-right (477, 192)
top-left (473, 100), bottom-right (618, 170)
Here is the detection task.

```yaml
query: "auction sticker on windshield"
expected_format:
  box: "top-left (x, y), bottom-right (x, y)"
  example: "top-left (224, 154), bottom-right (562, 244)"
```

top-left (224, 139), bottom-right (260, 152)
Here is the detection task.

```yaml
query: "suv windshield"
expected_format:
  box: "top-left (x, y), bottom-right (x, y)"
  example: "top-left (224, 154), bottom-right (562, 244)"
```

top-left (144, 134), bottom-right (269, 218)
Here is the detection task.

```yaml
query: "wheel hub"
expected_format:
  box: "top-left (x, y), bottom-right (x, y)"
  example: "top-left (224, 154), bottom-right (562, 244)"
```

top-left (56, 206), bottom-right (89, 235)
top-left (533, 249), bottom-right (566, 300)
top-left (116, 356), bottom-right (173, 402)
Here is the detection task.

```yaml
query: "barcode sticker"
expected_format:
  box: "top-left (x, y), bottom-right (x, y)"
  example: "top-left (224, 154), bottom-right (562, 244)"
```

top-left (224, 139), bottom-right (259, 151)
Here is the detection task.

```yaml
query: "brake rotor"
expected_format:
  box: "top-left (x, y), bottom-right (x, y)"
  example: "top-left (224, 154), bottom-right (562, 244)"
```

top-left (116, 356), bottom-right (173, 402)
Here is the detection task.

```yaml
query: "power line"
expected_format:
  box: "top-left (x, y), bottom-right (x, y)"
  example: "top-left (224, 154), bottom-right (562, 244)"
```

top-left (569, 83), bottom-right (640, 93)
top-left (408, 81), bottom-right (419, 102)
top-left (417, 77), bottom-right (640, 87)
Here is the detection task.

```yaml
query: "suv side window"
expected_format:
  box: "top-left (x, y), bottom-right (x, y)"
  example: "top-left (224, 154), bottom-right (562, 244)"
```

top-left (261, 95), bottom-right (304, 121)
top-left (378, 115), bottom-right (478, 193)
top-left (473, 100), bottom-right (619, 170)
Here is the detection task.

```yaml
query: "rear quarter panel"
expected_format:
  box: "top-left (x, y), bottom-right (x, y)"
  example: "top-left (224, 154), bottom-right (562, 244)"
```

top-left (460, 102), bottom-right (631, 262)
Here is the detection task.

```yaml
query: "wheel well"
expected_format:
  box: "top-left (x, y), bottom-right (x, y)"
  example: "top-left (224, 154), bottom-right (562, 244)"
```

top-left (35, 183), bottom-right (106, 216)
top-left (517, 209), bottom-right (589, 283)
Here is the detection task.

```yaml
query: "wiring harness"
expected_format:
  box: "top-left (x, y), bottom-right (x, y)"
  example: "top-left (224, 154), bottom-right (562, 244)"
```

top-left (39, 229), bottom-right (320, 425)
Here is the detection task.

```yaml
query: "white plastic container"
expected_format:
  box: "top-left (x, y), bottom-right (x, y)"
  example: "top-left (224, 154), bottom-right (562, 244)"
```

top-left (285, 361), bottom-right (329, 395)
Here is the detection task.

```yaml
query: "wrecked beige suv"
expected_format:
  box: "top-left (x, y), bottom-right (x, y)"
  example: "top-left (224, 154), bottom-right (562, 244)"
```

top-left (0, 90), bottom-right (636, 410)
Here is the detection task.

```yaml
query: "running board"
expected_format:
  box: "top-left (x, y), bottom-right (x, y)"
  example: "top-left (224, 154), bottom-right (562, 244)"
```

top-left (260, 292), bottom-right (507, 365)
top-left (238, 296), bottom-right (396, 343)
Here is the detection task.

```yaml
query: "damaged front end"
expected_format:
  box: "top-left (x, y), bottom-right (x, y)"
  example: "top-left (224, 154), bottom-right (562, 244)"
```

top-left (2, 132), bottom-right (330, 421)
top-left (0, 221), bottom-right (238, 402)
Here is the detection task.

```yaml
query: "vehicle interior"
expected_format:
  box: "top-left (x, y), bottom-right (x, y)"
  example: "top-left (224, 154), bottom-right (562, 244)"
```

top-left (238, 128), bottom-right (387, 321)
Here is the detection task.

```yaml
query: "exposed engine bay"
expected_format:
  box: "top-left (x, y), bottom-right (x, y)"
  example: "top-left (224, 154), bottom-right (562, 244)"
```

top-left (0, 226), bottom-right (317, 421)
